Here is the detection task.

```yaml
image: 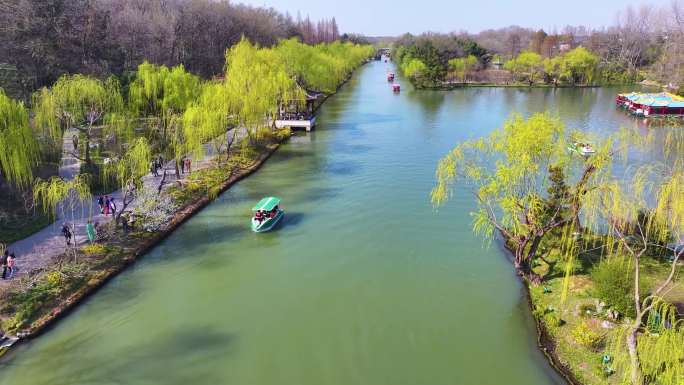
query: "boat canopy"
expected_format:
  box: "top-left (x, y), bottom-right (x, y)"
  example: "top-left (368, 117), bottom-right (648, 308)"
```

top-left (252, 196), bottom-right (281, 211)
top-left (618, 92), bottom-right (684, 107)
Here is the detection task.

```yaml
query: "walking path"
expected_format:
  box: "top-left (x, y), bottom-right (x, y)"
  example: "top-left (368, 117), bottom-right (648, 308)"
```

top-left (1, 128), bottom-right (242, 285)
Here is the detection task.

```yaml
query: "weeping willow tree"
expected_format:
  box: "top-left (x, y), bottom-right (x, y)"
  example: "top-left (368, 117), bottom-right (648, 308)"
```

top-left (103, 138), bottom-right (151, 224)
top-left (128, 62), bottom-right (203, 148)
top-left (431, 113), bottom-right (609, 282)
top-left (33, 174), bottom-right (92, 220)
top-left (275, 39), bottom-right (374, 94)
top-left (578, 127), bottom-right (684, 385)
top-left (0, 89), bottom-right (39, 189)
top-left (222, 38), bottom-right (305, 139)
top-left (33, 75), bottom-right (124, 167)
top-left (33, 174), bottom-right (92, 253)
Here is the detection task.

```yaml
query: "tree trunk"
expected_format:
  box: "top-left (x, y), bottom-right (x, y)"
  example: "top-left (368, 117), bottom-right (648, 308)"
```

top-left (85, 136), bottom-right (91, 165)
top-left (157, 168), bottom-right (167, 195)
top-left (524, 234), bottom-right (544, 285)
top-left (626, 326), bottom-right (643, 385)
top-left (526, 234), bottom-right (543, 266)
top-left (514, 246), bottom-right (525, 271)
top-left (116, 185), bottom-right (134, 226)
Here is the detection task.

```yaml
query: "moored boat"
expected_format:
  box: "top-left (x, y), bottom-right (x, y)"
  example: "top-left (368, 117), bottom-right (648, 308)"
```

top-left (251, 196), bottom-right (284, 233)
top-left (387, 72), bottom-right (395, 81)
top-left (392, 83), bottom-right (401, 93)
top-left (616, 92), bottom-right (684, 117)
top-left (568, 142), bottom-right (595, 156)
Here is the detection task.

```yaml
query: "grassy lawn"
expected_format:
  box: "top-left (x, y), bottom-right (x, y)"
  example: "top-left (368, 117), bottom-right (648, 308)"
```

top-left (0, 212), bottom-right (53, 245)
top-left (0, 162), bottom-right (59, 245)
top-left (529, 240), bottom-right (684, 385)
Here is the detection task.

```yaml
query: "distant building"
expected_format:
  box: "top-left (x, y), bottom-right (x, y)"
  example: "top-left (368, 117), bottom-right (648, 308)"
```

top-left (491, 59), bottom-right (504, 70)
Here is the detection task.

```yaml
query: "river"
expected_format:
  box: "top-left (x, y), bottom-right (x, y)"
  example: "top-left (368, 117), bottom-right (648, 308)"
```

top-left (0, 61), bottom-right (651, 385)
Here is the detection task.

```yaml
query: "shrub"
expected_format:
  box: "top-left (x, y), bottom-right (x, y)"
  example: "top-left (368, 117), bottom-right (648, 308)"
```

top-left (132, 189), bottom-right (179, 232)
top-left (45, 271), bottom-right (63, 287)
top-left (571, 321), bottom-right (602, 349)
top-left (579, 303), bottom-right (597, 317)
top-left (544, 312), bottom-right (565, 327)
top-left (81, 243), bottom-right (107, 256)
top-left (590, 257), bottom-right (642, 317)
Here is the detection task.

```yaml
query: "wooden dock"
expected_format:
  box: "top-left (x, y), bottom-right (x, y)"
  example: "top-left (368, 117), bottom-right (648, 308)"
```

top-left (274, 116), bottom-right (317, 132)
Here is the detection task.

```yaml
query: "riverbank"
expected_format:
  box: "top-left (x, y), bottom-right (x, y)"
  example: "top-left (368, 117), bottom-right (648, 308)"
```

top-left (0, 48), bottom-right (373, 357)
top-left (516, 237), bottom-right (684, 385)
top-left (411, 81), bottom-right (614, 91)
top-left (0, 133), bottom-right (285, 353)
top-left (0, 60), bottom-right (597, 385)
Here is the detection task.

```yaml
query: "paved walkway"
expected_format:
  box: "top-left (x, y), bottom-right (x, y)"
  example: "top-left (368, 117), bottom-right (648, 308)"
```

top-left (1, 128), bottom-right (240, 284)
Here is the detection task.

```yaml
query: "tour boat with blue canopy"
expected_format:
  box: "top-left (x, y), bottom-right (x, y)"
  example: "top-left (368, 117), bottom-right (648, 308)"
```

top-left (251, 196), bottom-right (284, 233)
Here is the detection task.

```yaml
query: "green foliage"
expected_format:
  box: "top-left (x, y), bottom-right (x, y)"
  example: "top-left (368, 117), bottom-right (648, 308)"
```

top-left (2, 263), bottom-right (88, 332)
top-left (561, 47), bottom-right (599, 84)
top-left (545, 165), bottom-right (570, 222)
top-left (590, 257), bottom-right (640, 318)
top-left (33, 74), bottom-right (123, 134)
top-left (179, 37), bottom-right (372, 161)
top-left (607, 300), bottom-right (684, 385)
top-left (431, 112), bottom-right (608, 281)
top-left (505, 51), bottom-right (543, 85)
top-left (448, 55), bottom-right (478, 82)
top-left (401, 58), bottom-right (428, 80)
top-left (544, 312), bottom-right (564, 328)
top-left (103, 138), bottom-right (151, 191)
top-left (432, 112), bottom-right (569, 225)
top-left (275, 39), bottom-right (374, 93)
top-left (222, 38), bottom-right (304, 134)
top-left (578, 303), bottom-right (597, 317)
top-left (542, 48), bottom-right (599, 85)
top-left (128, 62), bottom-right (203, 117)
top-left (571, 321), bottom-right (603, 349)
top-left (0, 88), bottom-right (39, 188)
top-left (503, 48), bottom-right (600, 85)
top-left (394, 33), bottom-right (489, 87)
top-left (33, 174), bottom-right (92, 219)
top-left (81, 243), bottom-right (107, 256)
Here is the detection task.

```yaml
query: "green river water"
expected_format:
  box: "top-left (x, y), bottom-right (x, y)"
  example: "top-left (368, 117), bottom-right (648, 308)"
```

top-left (0, 61), bottom-right (651, 385)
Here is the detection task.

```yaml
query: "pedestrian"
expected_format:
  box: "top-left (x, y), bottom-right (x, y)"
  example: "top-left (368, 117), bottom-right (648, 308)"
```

top-left (97, 195), bottom-right (105, 214)
top-left (109, 197), bottom-right (117, 216)
top-left (7, 253), bottom-right (15, 279)
top-left (61, 223), bottom-right (72, 246)
top-left (185, 157), bottom-right (192, 173)
top-left (72, 134), bottom-right (78, 151)
top-left (1, 250), bottom-right (8, 280)
top-left (180, 156), bottom-right (185, 174)
top-left (151, 160), bottom-right (159, 177)
top-left (157, 155), bottom-right (164, 172)
top-left (103, 196), bottom-right (110, 216)
top-left (86, 220), bottom-right (97, 243)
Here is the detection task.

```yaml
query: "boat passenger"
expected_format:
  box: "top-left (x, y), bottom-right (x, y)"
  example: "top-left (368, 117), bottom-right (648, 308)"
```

top-left (255, 210), bottom-right (264, 223)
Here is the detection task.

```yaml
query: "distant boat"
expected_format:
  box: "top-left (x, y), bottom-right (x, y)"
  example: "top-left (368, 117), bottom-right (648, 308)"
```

top-left (392, 83), bottom-right (401, 93)
top-left (568, 142), bottom-right (595, 157)
top-left (251, 196), bottom-right (284, 233)
top-left (387, 72), bottom-right (395, 81)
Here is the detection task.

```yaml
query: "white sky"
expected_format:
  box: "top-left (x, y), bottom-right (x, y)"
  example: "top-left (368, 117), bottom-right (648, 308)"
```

top-left (237, 0), bottom-right (660, 35)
